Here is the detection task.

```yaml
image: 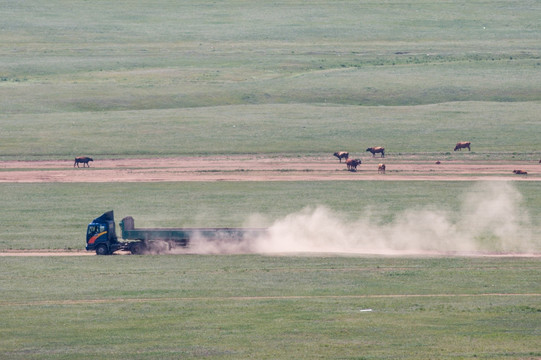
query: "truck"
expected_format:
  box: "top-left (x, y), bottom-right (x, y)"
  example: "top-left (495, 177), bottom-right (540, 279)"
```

top-left (86, 211), bottom-right (266, 255)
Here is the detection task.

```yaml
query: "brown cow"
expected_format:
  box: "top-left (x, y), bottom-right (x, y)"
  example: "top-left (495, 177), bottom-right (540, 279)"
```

top-left (74, 156), bottom-right (93, 168)
top-left (513, 170), bottom-right (527, 175)
top-left (346, 158), bottom-right (361, 171)
top-left (454, 141), bottom-right (471, 151)
top-left (366, 147), bottom-right (385, 157)
top-left (378, 164), bottom-right (386, 174)
top-left (333, 151), bottom-right (349, 163)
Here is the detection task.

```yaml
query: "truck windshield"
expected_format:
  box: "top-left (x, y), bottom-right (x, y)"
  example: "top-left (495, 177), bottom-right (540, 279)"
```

top-left (87, 224), bottom-right (105, 236)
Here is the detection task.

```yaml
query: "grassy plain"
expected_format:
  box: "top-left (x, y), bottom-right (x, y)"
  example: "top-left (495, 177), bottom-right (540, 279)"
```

top-left (1, 0), bottom-right (541, 359)
top-left (1, 256), bottom-right (540, 359)
top-left (1, 0), bottom-right (541, 159)
top-left (1, 181), bottom-right (540, 251)
top-left (1, 102), bottom-right (541, 159)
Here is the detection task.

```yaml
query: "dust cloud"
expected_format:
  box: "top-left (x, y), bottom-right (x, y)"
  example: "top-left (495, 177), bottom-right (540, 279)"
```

top-left (178, 181), bottom-right (538, 256)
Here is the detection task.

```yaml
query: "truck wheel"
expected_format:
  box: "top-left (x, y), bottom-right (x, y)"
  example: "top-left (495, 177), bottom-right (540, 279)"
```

top-left (96, 244), bottom-right (109, 255)
top-left (130, 243), bottom-right (145, 255)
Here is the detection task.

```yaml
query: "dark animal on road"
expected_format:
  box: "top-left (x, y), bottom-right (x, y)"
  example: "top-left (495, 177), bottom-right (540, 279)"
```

top-left (454, 141), bottom-right (471, 151)
top-left (333, 151), bottom-right (349, 163)
top-left (74, 156), bottom-right (93, 168)
top-left (378, 164), bottom-right (386, 174)
top-left (513, 170), bottom-right (527, 175)
top-left (346, 158), bottom-right (362, 171)
top-left (366, 147), bottom-right (385, 157)
top-left (435, 161), bottom-right (441, 164)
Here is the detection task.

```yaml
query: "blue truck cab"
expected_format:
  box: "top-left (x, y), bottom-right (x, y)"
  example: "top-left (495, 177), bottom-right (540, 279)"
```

top-left (86, 211), bottom-right (120, 255)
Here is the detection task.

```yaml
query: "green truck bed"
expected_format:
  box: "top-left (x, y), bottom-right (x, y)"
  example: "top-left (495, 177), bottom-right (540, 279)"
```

top-left (120, 216), bottom-right (266, 243)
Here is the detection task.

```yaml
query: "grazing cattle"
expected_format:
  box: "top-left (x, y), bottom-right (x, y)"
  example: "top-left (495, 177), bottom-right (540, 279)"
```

top-left (513, 170), bottom-right (527, 175)
top-left (346, 158), bottom-right (362, 171)
top-left (378, 163), bottom-right (386, 174)
top-left (74, 156), bottom-right (93, 168)
top-left (333, 151), bottom-right (349, 163)
top-left (454, 141), bottom-right (471, 151)
top-left (435, 161), bottom-right (441, 165)
top-left (366, 147), bottom-right (385, 158)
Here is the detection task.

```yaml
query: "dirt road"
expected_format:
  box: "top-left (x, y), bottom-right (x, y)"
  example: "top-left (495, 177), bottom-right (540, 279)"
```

top-left (1, 156), bottom-right (539, 182)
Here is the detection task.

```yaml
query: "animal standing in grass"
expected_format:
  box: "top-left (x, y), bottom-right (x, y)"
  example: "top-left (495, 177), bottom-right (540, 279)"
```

top-left (513, 169), bottom-right (527, 175)
top-left (74, 156), bottom-right (93, 168)
top-left (366, 147), bottom-right (385, 158)
top-left (346, 158), bottom-right (361, 171)
top-left (454, 141), bottom-right (471, 151)
top-left (378, 163), bottom-right (386, 174)
top-left (333, 151), bottom-right (349, 163)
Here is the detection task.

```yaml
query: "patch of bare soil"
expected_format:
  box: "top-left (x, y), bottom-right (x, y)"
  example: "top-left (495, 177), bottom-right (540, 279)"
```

top-left (1, 250), bottom-right (539, 257)
top-left (0, 156), bottom-right (539, 182)
top-left (0, 249), bottom-right (94, 256)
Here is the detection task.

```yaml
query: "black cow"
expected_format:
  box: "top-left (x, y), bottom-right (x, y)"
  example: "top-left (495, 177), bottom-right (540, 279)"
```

top-left (74, 156), bottom-right (93, 168)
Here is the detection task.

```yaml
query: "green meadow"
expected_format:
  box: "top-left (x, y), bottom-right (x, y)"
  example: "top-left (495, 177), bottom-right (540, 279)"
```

top-left (1, 0), bottom-right (541, 159)
top-left (1, 181), bottom-right (540, 252)
top-left (1, 102), bottom-right (541, 159)
top-left (1, 0), bottom-right (540, 359)
top-left (1, 256), bottom-right (540, 360)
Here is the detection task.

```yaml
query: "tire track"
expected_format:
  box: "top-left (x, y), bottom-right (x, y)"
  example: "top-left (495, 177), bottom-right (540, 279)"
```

top-left (2, 293), bottom-right (540, 307)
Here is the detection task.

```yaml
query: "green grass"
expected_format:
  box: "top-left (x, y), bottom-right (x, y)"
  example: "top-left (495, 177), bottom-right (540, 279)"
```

top-left (1, 1), bottom-right (541, 160)
top-left (1, 256), bottom-right (539, 359)
top-left (1, 181), bottom-right (540, 252)
top-left (1, 102), bottom-right (541, 159)
top-left (1, 1), bottom-right (541, 358)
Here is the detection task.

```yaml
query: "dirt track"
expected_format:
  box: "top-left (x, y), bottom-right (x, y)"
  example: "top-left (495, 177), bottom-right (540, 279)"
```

top-left (1, 249), bottom-right (539, 257)
top-left (2, 293), bottom-right (539, 307)
top-left (0, 250), bottom-right (94, 257)
top-left (1, 156), bottom-right (539, 182)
